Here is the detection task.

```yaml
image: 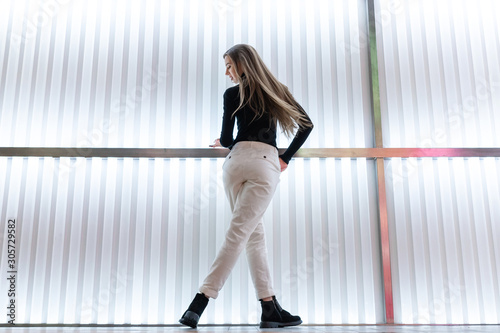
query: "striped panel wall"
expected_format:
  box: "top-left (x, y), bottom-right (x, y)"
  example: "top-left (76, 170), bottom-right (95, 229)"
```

top-left (0, 157), bottom-right (384, 324)
top-left (384, 157), bottom-right (500, 324)
top-left (0, 0), bottom-right (382, 325)
top-left (375, 0), bottom-right (500, 148)
top-left (0, 0), bottom-right (374, 149)
top-left (375, 0), bottom-right (500, 324)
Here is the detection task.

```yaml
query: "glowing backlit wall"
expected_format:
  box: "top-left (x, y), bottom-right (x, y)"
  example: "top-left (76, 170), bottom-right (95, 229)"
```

top-left (0, 0), bottom-right (383, 325)
top-left (385, 157), bottom-right (500, 324)
top-left (376, 0), bottom-right (500, 149)
top-left (0, 157), bottom-right (383, 324)
top-left (0, 0), bottom-right (374, 149)
top-left (376, 0), bottom-right (500, 324)
top-left (2, 0), bottom-right (499, 325)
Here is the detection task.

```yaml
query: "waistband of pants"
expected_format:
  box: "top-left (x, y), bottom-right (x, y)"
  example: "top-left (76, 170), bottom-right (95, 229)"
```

top-left (232, 141), bottom-right (279, 155)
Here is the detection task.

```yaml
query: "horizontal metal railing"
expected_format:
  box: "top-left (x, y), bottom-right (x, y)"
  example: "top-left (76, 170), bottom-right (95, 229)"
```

top-left (0, 147), bottom-right (499, 158)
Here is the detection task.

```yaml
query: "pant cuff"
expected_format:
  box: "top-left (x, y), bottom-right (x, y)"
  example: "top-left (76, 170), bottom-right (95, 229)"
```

top-left (257, 289), bottom-right (275, 301)
top-left (199, 286), bottom-right (219, 299)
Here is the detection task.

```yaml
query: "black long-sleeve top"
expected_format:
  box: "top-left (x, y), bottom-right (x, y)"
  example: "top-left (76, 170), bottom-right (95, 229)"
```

top-left (219, 85), bottom-right (313, 164)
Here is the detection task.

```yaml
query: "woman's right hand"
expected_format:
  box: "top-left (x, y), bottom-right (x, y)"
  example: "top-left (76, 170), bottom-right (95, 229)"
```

top-left (209, 138), bottom-right (222, 148)
top-left (279, 157), bottom-right (288, 172)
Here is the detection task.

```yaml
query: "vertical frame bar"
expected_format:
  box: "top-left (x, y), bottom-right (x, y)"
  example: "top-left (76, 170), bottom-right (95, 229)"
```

top-left (376, 158), bottom-right (394, 323)
top-left (365, 0), bottom-right (394, 324)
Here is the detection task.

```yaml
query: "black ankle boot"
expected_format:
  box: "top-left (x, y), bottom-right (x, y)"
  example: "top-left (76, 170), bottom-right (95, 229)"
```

top-left (179, 293), bottom-right (209, 328)
top-left (259, 296), bottom-right (302, 328)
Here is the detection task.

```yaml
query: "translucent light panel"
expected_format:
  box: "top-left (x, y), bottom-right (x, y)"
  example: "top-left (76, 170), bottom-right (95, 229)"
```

top-left (375, 0), bottom-right (500, 148)
top-left (0, 0), bottom-right (374, 149)
top-left (385, 157), bottom-right (500, 324)
top-left (0, 157), bottom-right (383, 324)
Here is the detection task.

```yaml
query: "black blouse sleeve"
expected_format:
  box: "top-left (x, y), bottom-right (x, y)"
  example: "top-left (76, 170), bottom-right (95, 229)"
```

top-left (279, 103), bottom-right (314, 164)
top-left (219, 88), bottom-right (238, 148)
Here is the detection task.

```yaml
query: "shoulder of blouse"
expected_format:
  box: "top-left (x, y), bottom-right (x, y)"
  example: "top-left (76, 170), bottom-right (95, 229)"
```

top-left (224, 85), bottom-right (240, 97)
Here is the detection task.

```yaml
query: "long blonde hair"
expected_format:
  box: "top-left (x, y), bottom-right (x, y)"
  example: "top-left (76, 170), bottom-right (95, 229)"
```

top-left (223, 44), bottom-right (313, 137)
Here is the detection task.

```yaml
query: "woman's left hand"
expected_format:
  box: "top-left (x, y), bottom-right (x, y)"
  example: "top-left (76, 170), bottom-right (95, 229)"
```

top-left (279, 158), bottom-right (288, 172)
top-left (209, 138), bottom-right (222, 148)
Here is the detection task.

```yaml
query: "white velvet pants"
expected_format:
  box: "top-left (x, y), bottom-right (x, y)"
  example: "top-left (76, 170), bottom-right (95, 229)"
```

top-left (200, 141), bottom-right (281, 300)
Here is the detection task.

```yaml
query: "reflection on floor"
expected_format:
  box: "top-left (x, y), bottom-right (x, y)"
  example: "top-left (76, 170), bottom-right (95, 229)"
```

top-left (1, 325), bottom-right (499, 333)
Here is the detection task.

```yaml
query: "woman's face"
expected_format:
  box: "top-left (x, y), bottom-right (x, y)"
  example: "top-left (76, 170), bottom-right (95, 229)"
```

top-left (224, 56), bottom-right (239, 83)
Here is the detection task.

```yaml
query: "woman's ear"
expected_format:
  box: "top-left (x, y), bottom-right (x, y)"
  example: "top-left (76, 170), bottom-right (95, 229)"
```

top-left (236, 63), bottom-right (245, 76)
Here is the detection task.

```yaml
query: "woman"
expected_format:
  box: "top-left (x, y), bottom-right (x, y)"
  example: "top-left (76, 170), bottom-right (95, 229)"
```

top-left (179, 44), bottom-right (313, 329)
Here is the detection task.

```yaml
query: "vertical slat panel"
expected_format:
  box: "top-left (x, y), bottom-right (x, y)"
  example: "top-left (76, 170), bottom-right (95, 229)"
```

top-left (0, 0), bottom-right (381, 325)
top-left (0, 0), bottom-right (374, 150)
top-left (0, 156), bottom-right (382, 324)
top-left (376, 0), bottom-right (500, 149)
top-left (385, 157), bottom-right (500, 324)
top-left (376, 0), bottom-right (500, 324)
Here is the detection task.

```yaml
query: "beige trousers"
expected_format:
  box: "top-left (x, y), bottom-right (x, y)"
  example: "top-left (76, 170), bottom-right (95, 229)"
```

top-left (200, 141), bottom-right (281, 300)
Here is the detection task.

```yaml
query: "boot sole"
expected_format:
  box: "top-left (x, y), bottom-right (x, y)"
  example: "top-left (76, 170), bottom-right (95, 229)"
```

top-left (179, 311), bottom-right (200, 328)
top-left (260, 319), bottom-right (302, 328)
